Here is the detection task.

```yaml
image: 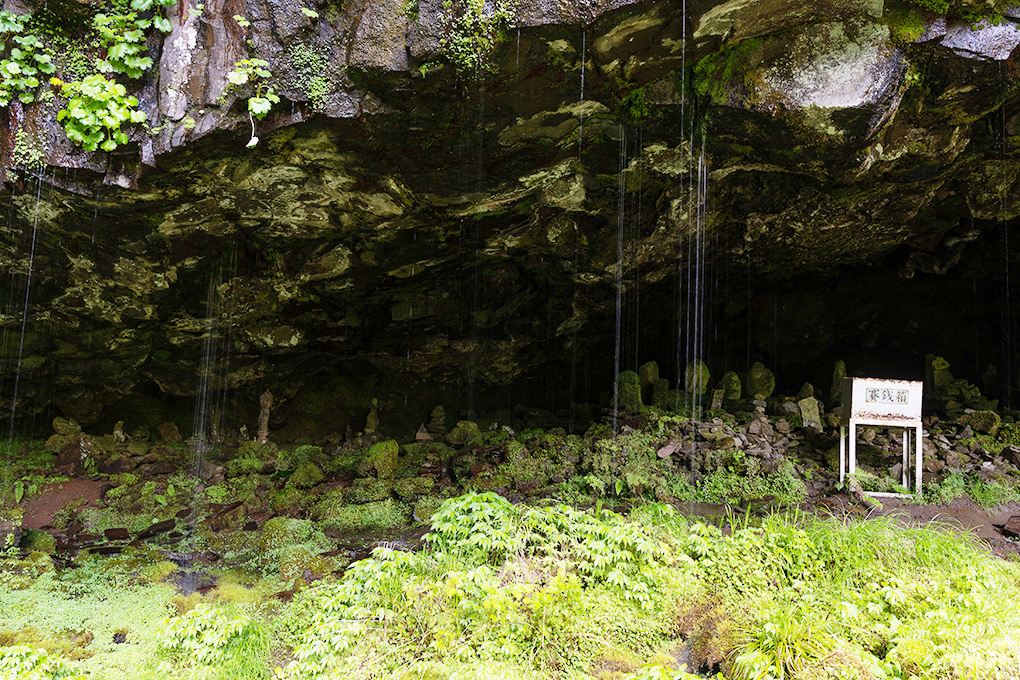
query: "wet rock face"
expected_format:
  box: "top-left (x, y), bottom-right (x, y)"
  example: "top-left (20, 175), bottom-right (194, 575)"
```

top-left (0, 0), bottom-right (1019, 433)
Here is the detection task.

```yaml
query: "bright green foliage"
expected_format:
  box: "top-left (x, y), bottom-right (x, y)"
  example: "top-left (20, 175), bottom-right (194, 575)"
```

top-left (156, 603), bottom-right (270, 677)
top-left (439, 0), bottom-right (515, 74)
top-left (907, 0), bottom-right (949, 12)
top-left (287, 43), bottom-right (330, 111)
top-left (682, 455), bottom-right (807, 506)
top-left (92, 0), bottom-right (174, 78)
top-left (227, 56), bottom-right (280, 146)
top-left (9, 127), bottom-right (46, 169)
top-left (0, 646), bottom-right (88, 680)
top-left (56, 74), bottom-right (146, 151)
top-left (282, 493), bottom-right (675, 678)
top-left (425, 492), bottom-right (669, 604)
top-left (227, 58), bottom-right (279, 119)
top-left (621, 666), bottom-right (701, 680)
top-left (0, 12), bottom-right (57, 106)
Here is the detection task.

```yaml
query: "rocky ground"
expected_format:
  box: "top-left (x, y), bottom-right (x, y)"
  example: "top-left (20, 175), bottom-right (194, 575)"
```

top-left (4, 358), bottom-right (1020, 583)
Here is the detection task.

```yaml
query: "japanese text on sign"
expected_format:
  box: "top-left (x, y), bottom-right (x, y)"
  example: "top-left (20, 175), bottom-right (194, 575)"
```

top-left (865, 388), bottom-right (908, 404)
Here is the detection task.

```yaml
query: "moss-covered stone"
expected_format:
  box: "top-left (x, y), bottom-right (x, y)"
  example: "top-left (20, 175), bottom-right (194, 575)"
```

top-left (685, 361), bottom-right (710, 395)
top-left (446, 421), bottom-right (481, 446)
top-left (320, 499), bottom-right (409, 532)
top-left (344, 478), bottom-right (391, 504)
top-left (616, 370), bottom-right (642, 410)
top-left (309, 488), bottom-right (347, 520)
top-left (278, 544), bottom-right (332, 584)
top-left (957, 410), bottom-right (1001, 435)
top-left (392, 476), bottom-right (435, 500)
top-left (20, 529), bottom-right (55, 554)
top-left (413, 495), bottom-right (444, 523)
top-left (288, 461), bottom-right (325, 489)
top-left (258, 516), bottom-right (312, 552)
top-left (271, 486), bottom-right (312, 512)
top-left (651, 378), bottom-right (670, 409)
top-left (747, 362), bottom-right (776, 399)
top-left (719, 371), bottom-right (741, 400)
top-left (359, 439), bottom-right (399, 479)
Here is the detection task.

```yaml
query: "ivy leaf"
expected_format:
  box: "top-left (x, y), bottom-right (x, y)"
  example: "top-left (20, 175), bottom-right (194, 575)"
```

top-left (301, 7), bottom-right (318, 18)
top-left (227, 70), bottom-right (248, 85)
top-left (153, 16), bottom-right (172, 32)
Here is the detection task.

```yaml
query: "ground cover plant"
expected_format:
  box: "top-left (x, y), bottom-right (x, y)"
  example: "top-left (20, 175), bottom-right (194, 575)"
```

top-left (6, 489), bottom-right (1016, 680)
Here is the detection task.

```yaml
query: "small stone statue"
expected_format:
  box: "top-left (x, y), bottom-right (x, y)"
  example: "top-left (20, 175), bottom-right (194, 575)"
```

top-left (257, 389), bottom-right (273, 442)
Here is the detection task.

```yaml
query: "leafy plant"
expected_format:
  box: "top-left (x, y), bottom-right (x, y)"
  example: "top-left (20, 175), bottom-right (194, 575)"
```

top-left (9, 127), bottom-right (46, 169)
top-left (0, 646), bottom-right (87, 680)
top-left (156, 602), bottom-right (269, 676)
top-left (92, 0), bottom-right (174, 78)
top-left (0, 12), bottom-right (57, 106)
top-left (439, 0), bottom-right (516, 74)
top-left (226, 57), bottom-right (280, 146)
top-left (54, 74), bottom-right (146, 152)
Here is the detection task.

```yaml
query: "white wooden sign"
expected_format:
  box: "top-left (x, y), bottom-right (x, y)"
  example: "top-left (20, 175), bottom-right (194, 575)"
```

top-left (839, 377), bottom-right (924, 495)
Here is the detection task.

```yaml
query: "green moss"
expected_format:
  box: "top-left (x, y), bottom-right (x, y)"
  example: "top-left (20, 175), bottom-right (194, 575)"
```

top-left (9, 128), bottom-right (46, 170)
top-left (319, 498), bottom-right (408, 532)
top-left (258, 517), bottom-right (312, 552)
top-left (693, 37), bottom-right (763, 105)
top-left (271, 486), bottom-right (311, 512)
top-left (884, 6), bottom-right (927, 43)
top-left (287, 461), bottom-right (325, 489)
top-left (392, 476), bottom-right (434, 500)
top-left (998, 422), bottom-right (1020, 447)
top-left (906, 0), bottom-right (949, 13)
top-left (278, 544), bottom-right (332, 584)
top-left (616, 370), bottom-right (643, 411)
top-left (413, 495), bottom-right (444, 523)
top-left (286, 42), bottom-right (332, 110)
top-left (344, 478), bottom-right (391, 504)
top-left (309, 488), bottom-right (347, 521)
top-left (357, 440), bottom-right (399, 480)
top-left (19, 529), bottom-right (55, 554)
top-left (956, 410), bottom-right (1001, 435)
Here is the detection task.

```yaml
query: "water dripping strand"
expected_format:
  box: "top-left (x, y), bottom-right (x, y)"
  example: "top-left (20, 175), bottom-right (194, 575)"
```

top-left (7, 172), bottom-right (44, 437)
top-left (612, 125), bottom-right (626, 434)
top-left (578, 29), bottom-right (586, 159)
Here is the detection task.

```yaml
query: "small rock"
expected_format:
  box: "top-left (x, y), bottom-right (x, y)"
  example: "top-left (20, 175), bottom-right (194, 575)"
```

top-left (415, 424), bottom-right (433, 441)
top-left (136, 519), bottom-right (175, 540)
top-left (156, 422), bottom-right (182, 443)
top-left (1002, 516), bottom-right (1020, 539)
top-left (104, 528), bottom-right (130, 541)
top-left (798, 396), bottom-right (822, 431)
top-left (657, 442), bottom-right (680, 459)
top-left (780, 401), bottom-right (800, 417)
